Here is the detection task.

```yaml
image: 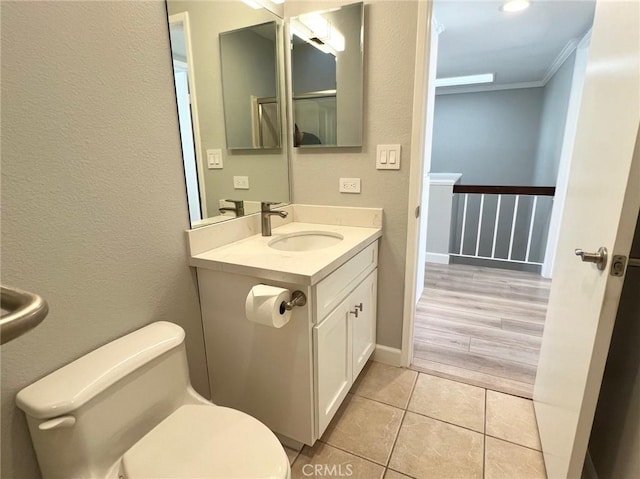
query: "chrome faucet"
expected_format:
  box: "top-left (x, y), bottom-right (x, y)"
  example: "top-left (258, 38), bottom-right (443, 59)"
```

top-left (261, 201), bottom-right (288, 236)
top-left (219, 199), bottom-right (245, 217)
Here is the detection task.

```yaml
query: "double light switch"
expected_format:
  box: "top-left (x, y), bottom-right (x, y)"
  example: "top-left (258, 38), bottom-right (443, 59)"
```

top-left (207, 149), bottom-right (223, 169)
top-left (376, 145), bottom-right (401, 170)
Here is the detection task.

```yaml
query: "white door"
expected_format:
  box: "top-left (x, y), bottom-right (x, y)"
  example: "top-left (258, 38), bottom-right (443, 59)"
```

top-left (534, 1), bottom-right (640, 477)
top-left (174, 70), bottom-right (201, 224)
top-left (169, 13), bottom-right (207, 219)
top-left (415, 19), bottom-right (441, 301)
top-left (351, 271), bottom-right (377, 379)
top-left (314, 301), bottom-right (352, 438)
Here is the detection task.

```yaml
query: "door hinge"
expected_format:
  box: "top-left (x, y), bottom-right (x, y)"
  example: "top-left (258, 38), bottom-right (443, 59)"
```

top-left (415, 205), bottom-right (420, 218)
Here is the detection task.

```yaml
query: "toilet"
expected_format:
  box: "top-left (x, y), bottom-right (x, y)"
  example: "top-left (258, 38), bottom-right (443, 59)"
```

top-left (16, 321), bottom-right (291, 479)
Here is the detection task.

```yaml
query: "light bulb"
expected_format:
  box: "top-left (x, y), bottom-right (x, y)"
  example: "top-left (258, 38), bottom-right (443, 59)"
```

top-left (500, 0), bottom-right (531, 13)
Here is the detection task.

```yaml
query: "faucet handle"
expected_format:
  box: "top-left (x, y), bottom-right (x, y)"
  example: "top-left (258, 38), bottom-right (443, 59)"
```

top-left (225, 199), bottom-right (244, 207)
top-left (261, 201), bottom-right (281, 211)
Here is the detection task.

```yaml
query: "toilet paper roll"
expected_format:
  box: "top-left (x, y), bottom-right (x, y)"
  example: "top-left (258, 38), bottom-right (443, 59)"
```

top-left (245, 285), bottom-right (292, 328)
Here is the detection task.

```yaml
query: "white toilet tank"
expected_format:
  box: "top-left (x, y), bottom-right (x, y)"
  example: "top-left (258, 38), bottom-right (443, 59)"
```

top-left (16, 321), bottom-right (208, 479)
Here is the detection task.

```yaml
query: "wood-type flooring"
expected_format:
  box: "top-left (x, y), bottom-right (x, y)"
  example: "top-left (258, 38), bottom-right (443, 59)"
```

top-left (412, 262), bottom-right (551, 398)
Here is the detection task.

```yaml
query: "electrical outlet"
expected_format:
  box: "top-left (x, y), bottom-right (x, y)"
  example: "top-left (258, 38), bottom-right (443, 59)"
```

top-left (339, 178), bottom-right (361, 193)
top-left (233, 176), bottom-right (249, 189)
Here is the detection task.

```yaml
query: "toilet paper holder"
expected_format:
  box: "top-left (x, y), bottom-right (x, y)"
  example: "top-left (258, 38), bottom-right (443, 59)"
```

top-left (280, 290), bottom-right (307, 313)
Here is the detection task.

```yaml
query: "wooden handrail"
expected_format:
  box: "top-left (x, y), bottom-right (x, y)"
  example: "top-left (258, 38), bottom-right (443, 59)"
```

top-left (452, 185), bottom-right (556, 196)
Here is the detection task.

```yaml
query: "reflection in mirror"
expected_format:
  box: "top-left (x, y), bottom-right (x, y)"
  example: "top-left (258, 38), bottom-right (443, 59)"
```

top-left (290, 2), bottom-right (364, 148)
top-left (220, 22), bottom-right (280, 149)
top-left (166, 1), bottom-right (290, 228)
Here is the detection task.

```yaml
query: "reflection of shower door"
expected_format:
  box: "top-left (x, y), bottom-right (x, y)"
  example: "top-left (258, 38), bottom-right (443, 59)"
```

top-left (294, 90), bottom-right (337, 146)
top-left (251, 96), bottom-right (280, 148)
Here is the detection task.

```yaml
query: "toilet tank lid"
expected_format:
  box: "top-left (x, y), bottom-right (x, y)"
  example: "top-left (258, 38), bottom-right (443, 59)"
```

top-left (16, 322), bottom-right (185, 419)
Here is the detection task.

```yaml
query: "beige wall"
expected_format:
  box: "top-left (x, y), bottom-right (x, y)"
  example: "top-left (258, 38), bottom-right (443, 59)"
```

top-left (1, 2), bottom-right (209, 478)
top-left (1, 2), bottom-right (422, 477)
top-left (287, 0), bottom-right (419, 349)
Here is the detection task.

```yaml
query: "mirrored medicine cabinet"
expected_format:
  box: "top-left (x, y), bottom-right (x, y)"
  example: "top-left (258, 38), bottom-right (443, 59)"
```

top-left (290, 2), bottom-right (364, 148)
top-left (164, 1), bottom-right (364, 228)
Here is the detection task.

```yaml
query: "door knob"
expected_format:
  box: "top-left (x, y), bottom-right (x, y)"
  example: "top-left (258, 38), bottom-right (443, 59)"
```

top-left (574, 247), bottom-right (608, 270)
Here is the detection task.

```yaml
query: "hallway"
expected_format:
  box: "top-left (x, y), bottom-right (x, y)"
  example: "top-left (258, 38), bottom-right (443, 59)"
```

top-left (412, 262), bottom-right (551, 398)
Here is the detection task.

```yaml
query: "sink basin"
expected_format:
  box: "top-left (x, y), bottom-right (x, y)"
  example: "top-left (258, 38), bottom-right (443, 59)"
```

top-left (268, 231), bottom-right (344, 252)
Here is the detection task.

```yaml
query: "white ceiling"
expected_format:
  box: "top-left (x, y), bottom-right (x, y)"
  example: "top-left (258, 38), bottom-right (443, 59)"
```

top-left (434, 0), bottom-right (595, 87)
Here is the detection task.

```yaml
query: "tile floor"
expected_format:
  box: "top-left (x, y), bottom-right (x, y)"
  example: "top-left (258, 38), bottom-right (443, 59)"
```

top-left (285, 361), bottom-right (547, 479)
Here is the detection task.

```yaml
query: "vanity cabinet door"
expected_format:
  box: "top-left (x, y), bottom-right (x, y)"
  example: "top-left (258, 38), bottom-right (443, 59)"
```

top-left (313, 301), bottom-right (352, 437)
top-left (350, 270), bottom-right (377, 380)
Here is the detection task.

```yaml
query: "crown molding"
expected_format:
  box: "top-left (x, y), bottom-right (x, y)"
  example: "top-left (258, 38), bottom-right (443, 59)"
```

top-left (435, 80), bottom-right (545, 95)
top-left (578, 28), bottom-right (592, 49)
top-left (541, 38), bottom-right (579, 85)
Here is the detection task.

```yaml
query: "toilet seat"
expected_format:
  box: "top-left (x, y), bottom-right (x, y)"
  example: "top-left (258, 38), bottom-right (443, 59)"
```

top-left (121, 404), bottom-right (290, 479)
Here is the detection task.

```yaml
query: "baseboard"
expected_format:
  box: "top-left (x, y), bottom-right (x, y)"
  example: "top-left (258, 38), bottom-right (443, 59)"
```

top-left (426, 252), bottom-right (449, 264)
top-left (372, 344), bottom-right (402, 367)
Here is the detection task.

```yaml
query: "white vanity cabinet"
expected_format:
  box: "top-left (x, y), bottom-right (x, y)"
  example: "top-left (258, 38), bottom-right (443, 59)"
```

top-left (191, 222), bottom-right (380, 447)
top-left (314, 269), bottom-right (377, 436)
top-left (313, 241), bottom-right (377, 436)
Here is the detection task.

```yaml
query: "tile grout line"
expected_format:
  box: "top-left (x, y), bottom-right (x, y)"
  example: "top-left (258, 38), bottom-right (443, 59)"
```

top-left (385, 409), bottom-right (407, 469)
top-left (315, 438), bottom-right (389, 469)
top-left (385, 371), bottom-right (420, 468)
top-left (483, 388), bottom-right (487, 479)
top-left (484, 433), bottom-right (543, 453)
top-left (404, 405), bottom-right (485, 435)
top-left (354, 385), bottom-right (487, 437)
top-left (350, 392), bottom-right (412, 411)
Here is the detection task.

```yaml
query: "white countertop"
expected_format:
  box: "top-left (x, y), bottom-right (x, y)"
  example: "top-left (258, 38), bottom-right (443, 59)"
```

top-left (189, 222), bottom-right (382, 285)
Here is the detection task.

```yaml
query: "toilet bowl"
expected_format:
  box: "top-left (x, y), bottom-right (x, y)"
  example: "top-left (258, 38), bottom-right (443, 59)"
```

top-left (16, 321), bottom-right (291, 479)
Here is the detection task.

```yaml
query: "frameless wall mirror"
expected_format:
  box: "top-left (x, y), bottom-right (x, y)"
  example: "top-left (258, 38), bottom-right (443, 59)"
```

top-left (166, 1), bottom-right (290, 229)
top-left (290, 2), bottom-right (364, 148)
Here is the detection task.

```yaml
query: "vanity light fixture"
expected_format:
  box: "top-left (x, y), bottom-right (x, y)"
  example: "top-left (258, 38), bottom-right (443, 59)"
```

top-left (291, 21), bottom-right (334, 56)
top-left (293, 13), bottom-right (346, 55)
top-left (500, 0), bottom-right (531, 12)
top-left (435, 73), bottom-right (495, 88)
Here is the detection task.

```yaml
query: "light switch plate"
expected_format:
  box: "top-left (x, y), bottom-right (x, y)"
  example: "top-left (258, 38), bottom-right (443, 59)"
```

top-left (233, 176), bottom-right (249, 189)
top-left (207, 149), bottom-right (223, 169)
top-left (376, 144), bottom-right (401, 170)
top-left (339, 178), bottom-right (361, 193)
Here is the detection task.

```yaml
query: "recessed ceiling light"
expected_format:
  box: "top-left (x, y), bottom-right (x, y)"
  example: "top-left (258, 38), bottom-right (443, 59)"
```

top-left (500, 0), bottom-right (531, 13)
top-left (435, 73), bottom-right (495, 88)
